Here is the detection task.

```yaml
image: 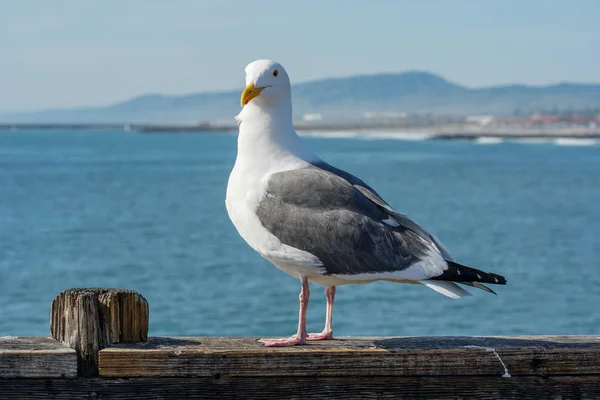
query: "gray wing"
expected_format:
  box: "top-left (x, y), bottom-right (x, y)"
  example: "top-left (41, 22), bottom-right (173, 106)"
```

top-left (256, 164), bottom-right (446, 277)
top-left (309, 161), bottom-right (506, 290)
top-left (313, 161), bottom-right (455, 261)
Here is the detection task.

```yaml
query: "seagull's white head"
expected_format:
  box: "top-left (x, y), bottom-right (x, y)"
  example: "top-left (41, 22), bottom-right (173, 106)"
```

top-left (240, 59), bottom-right (291, 109)
top-left (234, 59), bottom-right (320, 165)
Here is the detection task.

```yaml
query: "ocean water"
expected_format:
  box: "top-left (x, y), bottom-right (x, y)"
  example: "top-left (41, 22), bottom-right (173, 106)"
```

top-left (1, 130), bottom-right (599, 338)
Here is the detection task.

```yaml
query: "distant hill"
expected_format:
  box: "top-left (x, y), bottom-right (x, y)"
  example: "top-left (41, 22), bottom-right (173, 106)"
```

top-left (2, 71), bottom-right (600, 123)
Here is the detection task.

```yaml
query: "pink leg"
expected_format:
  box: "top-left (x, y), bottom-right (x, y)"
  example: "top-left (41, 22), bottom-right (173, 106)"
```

top-left (258, 277), bottom-right (309, 347)
top-left (307, 286), bottom-right (336, 341)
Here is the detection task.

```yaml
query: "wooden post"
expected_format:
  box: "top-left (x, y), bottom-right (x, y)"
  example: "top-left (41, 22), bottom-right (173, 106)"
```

top-left (50, 288), bottom-right (149, 377)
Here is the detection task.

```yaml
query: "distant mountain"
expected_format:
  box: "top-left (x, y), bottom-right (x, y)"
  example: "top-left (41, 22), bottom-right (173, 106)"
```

top-left (2, 71), bottom-right (600, 123)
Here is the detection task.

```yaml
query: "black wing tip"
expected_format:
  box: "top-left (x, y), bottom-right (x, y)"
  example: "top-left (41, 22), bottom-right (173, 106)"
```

top-left (487, 271), bottom-right (507, 285)
top-left (433, 261), bottom-right (507, 286)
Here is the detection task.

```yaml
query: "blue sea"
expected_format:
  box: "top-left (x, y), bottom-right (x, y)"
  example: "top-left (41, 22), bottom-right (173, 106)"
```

top-left (1, 130), bottom-right (599, 338)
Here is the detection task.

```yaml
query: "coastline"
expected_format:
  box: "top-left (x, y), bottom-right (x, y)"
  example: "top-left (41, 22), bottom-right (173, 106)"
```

top-left (1, 122), bottom-right (599, 140)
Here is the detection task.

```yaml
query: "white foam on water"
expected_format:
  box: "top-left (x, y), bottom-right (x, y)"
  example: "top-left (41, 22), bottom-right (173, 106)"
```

top-left (300, 130), bottom-right (435, 141)
top-left (361, 131), bottom-right (436, 141)
top-left (509, 138), bottom-right (553, 145)
top-left (475, 137), bottom-right (504, 145)
top-left (299, 131), bottom-right (360, 139)
top-left (553, 138), bottom-right (597, 147)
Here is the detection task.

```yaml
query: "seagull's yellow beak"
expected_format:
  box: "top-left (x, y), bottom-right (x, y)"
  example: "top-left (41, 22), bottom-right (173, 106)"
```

top-left (240, 83), bottom-right (266, 106)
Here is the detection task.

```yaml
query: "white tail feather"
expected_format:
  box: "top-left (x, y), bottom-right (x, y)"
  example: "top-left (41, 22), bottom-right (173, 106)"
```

top-left (422, 280), bottom-right (472, 299)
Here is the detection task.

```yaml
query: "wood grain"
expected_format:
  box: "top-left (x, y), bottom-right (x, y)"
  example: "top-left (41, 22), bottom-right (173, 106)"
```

top-left (2, 335), bottom-right (600, 398)
top-left (0, 336), bottom-right (76, 378)
top-left (99, 335), bottom-right (600, 378)
top-left (1, 375), bottom-right (600, 399)
top-left (50, 288), bottom-right (149, 377)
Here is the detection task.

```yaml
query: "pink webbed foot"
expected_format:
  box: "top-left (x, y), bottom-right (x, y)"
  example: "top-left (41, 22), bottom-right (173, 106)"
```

top-left (258, 336), bottom-right (306, 347)
top-left (306, 330), bottom-right (333, 341)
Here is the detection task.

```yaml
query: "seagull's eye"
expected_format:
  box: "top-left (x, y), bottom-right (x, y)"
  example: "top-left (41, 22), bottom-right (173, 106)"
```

top-left (273, 69), bottom-right (279, 77)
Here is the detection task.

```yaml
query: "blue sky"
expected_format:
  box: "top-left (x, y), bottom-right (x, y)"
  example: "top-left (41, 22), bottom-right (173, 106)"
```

top-left (1, 0), bottom-right (598, 111)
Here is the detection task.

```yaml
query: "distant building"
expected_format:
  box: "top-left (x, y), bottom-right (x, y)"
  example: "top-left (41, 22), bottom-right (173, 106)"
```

top-left (363, 112), bottom-right (407, 120)
top-left (302, 113), bottom-right (322, 122)
top-left (466, 115), bottom-right (494, 126)
top-left (529, 114), bottom-right (560, 124)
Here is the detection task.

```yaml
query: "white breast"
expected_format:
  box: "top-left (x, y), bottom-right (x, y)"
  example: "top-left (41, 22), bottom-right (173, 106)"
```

top-left (226, 100), bottom-right (328, 279)
top-left (225, 153), bottom-right (326, 279)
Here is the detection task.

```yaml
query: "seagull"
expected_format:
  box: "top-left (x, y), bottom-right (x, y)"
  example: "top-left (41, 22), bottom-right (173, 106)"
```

top-left (226, 59), bottom-right (507, 347)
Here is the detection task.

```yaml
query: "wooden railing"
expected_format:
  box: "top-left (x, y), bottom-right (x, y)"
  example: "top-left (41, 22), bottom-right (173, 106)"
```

top-left (1, 288), bottom-right (599, 399)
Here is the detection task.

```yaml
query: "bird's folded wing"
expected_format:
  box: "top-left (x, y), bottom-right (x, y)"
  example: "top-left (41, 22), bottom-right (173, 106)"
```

top-left (314, 161), bottom-right (456, 262)
top-left (256, 165), bottom-right (448, 281)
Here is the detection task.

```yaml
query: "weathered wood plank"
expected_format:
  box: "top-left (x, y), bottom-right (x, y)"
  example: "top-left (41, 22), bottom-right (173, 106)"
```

top-left (0, 336), bottom-right (77, 378)
top-left (50, 288), bottom-right (149, 377)
top-left (99, 336), bottom-right (600, 378)
top-left (1, 376), bottom-right (600, 399)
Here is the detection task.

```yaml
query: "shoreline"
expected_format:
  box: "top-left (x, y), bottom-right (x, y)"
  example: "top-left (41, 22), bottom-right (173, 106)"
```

top-left (1, 123), bottom-right (599, 139)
